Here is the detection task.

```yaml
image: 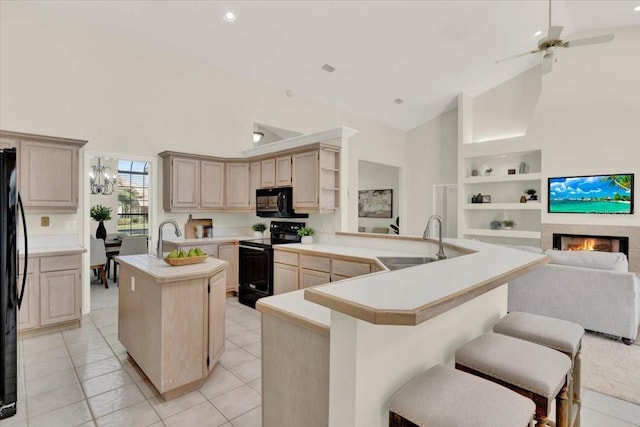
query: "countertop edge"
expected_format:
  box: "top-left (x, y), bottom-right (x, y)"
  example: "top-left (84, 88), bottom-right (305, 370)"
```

top-left (117, 255), bottom-right (229, 283)
top-left (20, 246), bottom-right (87, 257)
top-left (256, 300), bottom-right (330, 337)
top-left (304, 255), bottom-right (550, 326)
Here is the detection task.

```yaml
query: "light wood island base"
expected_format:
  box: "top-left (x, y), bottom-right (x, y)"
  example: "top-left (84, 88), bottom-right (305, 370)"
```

top-left (117, 254), bottom-right (228, 401)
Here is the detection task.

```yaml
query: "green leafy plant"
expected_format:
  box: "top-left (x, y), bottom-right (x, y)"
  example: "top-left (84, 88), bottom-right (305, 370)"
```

top-left (525, 189), bottom-right (537, 196)
top-left (297, 227), bottom-right (315, 237)
top-left (90, 205), bottom-right (112, 222)
top-left (485, 167), bottom-right (493, 175)
top-left (502, 220), bottom-right (516, 228)
top-left (390, 216), bottom-right (400, 235)
top-left (252, 223), bottom-right (267, 232)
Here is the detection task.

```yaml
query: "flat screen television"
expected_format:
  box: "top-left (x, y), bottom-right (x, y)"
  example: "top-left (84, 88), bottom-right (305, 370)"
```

top-left (548, 174), bottom-right (634, 214)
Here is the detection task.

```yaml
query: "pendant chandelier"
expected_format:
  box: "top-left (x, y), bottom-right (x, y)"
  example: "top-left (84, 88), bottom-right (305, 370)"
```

top-left (89, 158), bottom-right (117, 195)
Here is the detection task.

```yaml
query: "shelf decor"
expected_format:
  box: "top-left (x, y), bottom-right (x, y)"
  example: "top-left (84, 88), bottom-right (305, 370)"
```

top-left (358, 189), bottom-right (393, 218)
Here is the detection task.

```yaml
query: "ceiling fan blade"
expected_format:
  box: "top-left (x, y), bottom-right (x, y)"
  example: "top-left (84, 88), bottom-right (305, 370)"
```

top-left (563, 34), bottom-right (614, 48)
top-left (541, 51), bottom-right (554, 74)
top-left (547, 25), bottom-right (563, 40)
top-left (496, 49), bottom-right (542, 64)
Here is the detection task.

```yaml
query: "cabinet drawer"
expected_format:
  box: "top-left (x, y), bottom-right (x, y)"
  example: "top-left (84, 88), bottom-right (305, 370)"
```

top-left (18, 257), bottom-right (38, 275)
top-left (299, 254), bottom-right (330, 273)
top-left (40, 254), bottom-right (81, 272)
top-left (274, 250), bottom-right (298, 266)
top-left (331, 259), bottom-right (370, 278)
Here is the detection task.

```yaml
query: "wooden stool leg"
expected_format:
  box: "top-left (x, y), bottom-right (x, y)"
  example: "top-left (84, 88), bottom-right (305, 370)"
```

top-left (99, 266), bottom-right (109, 289)
top-left (556, 380), bottom-right (569, 427)
top-left (573, 346), bottom-right (582, 427)
top-left (535, 416), bottom-right (549, 427)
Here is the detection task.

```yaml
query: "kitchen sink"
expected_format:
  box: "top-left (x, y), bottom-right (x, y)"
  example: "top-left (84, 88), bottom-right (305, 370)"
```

top-left (376, 256), bottom-right (439, 271)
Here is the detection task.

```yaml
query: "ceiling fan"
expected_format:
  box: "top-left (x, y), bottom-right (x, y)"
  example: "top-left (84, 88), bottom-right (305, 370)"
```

top-left (496, 0), bottom-right (614, 74)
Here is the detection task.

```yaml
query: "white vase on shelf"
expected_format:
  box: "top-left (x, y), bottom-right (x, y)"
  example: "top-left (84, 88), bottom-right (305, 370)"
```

top-left (253, 231), bottom-right (264, 238)
top-left (301, 236), bottom-right (313, 244)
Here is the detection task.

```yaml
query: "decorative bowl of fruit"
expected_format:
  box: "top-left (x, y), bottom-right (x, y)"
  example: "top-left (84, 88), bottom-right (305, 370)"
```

top-left (163, 248), bottom-right (208, 266)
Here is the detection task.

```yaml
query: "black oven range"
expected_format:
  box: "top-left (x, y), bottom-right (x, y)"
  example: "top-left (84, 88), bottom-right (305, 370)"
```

top-left (238, 221), bottom-right (305, 308)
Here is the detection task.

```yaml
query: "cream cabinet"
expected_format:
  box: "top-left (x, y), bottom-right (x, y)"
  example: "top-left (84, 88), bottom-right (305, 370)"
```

top-left (249, 161), bottom-right (261, 208)
top-left (331, 259), bottom-right (371, 278)
top-left (170, 157), bottom-right (200, 209)
top-left (261, 158), bottom-right (276, 188)
top-left (1, 131), bottom-right (86, 213)
top-left (292, 145), bottom-right (340, 213)
top-left (225, 162), bottom-right (250, 209)
top-left (217, 243), bottom-right (239, 294)
top-left (18, 253), bottom-right (83, 334)
top-left (274, 263), bottom-right (299, 294)
top-left (275, 155), bottom-right (292, 186)
top-left (208, 272), bottom-right (226, 375)
top-left (201, 161), bottom-right (225, 209)
top-left (299, 254), bottom-right (331, 289)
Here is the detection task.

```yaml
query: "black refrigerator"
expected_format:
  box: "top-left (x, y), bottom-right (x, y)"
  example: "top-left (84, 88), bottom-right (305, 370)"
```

top-left (0, 148), bottom-right (27, 420)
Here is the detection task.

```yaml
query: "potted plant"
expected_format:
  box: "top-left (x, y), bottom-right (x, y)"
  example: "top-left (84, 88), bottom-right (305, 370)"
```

top-left (525, 189), bottom-right (538, 201)
top-left (297, 227), bottom-right (315, 244)
top-left (484, 167), bottom-right (493, 176)
top-left (252, 222), bottom-right (267, 238)
top-left (502, 220), bottom-right (516, 230)
top-left (90, 204), bottom-right (112, 240)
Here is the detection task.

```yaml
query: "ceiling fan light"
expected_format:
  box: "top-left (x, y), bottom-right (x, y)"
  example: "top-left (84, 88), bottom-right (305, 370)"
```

top-left (223, 11), bottom-right (236, 22)
top-left (253, 132), bottom-right (264, 143)
top-left (534, 30), bottom-right (542, 37)
top-left (634, 5), bottom-right (640, 12)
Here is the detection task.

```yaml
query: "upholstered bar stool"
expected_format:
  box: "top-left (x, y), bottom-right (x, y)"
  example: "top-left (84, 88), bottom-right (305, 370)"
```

top-left (455, 332), bottom-right (572, 427)
top-left (389, 365), bottom-right (535, 427)
top-left (493, 311), bottom-right (585, 427)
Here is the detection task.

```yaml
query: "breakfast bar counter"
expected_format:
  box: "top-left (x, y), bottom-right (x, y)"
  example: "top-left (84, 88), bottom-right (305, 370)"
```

top-left (257, 236), bottom-right (548, 427)
top-left (117, 255), bottom-right (228, 401)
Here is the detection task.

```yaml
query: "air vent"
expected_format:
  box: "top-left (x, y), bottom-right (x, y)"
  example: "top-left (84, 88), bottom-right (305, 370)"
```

top-left (321, 64), bottom-right (336, 73)
top-left (393, 98), bottom-right (404, 104)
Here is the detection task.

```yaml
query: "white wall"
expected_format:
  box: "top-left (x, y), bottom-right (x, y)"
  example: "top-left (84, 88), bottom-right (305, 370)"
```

top-left (472, 26), bottom-right (640, 229)
top-left (405, 108), bottom-right (458, 236)
top-left (357, 160), bottom-right (399, 233)
top-left (0, 2), bottom-right (408, 240)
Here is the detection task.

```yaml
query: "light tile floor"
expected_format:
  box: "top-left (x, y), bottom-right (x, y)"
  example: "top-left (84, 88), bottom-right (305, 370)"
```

top-left (1, 283), bottom-right (639, 427)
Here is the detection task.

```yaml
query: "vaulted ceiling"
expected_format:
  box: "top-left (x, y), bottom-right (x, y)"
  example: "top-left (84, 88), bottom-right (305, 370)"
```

top-left (22, 1), bottom-right (640, 130)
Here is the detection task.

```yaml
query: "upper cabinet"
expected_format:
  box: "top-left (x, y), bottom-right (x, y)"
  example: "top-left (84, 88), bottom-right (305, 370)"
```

top-left (292, 145), bottom-right (340, 213)
top-left (0, 130), bottom-right (87, 213)
top-left (261, 158), bottom-right (276, 188)
top-left (275, 155), bottom-right (292, 187)
top-left (201, 161), bottom-right (225, 209)
top-left (225, 162), bottom-right (250, 209)
top-left (249, 161), bottom-right (261, 209)
top-left (170, 157), bottom-right (200, 209)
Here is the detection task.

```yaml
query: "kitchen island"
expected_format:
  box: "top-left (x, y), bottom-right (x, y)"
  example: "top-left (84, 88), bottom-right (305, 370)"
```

top-left (117, 254), bottom-right (228, 401)
top-left (257, 235), bottom-right (548, 426)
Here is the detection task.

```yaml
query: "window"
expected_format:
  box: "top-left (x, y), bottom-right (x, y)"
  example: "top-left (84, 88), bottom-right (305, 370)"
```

top-left (117, 160), bottom-right (149, 236)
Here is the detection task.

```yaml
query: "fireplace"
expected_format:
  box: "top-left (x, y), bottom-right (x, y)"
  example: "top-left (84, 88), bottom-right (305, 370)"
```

top-left (553, 233), bottom-right (629, 258)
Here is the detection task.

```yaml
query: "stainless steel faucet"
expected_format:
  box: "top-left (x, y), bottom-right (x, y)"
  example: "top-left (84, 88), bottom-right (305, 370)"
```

top-left (157, 219), bottom-right (182, 258)
top-left (423, 215), bottom-right (447, 260)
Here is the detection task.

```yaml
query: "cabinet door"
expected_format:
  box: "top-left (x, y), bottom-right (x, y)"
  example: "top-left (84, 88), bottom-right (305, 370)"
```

top-left (249, 161), bottom-right (261, 208)
top-left (225, 163), bottom-right (250, 209)
top-left (171, 157), bottom-right (200, 209)
top-left (40, 270), bottom-right (81, 326)
top-left (275, 155), bottom-right (292, 187)
top-left (331, 259), bottom-right (370, 278)
top-left (20, 140), bottom-right (78, 211)
top-left (299, 268), bottom-right (330, 289)
top-left (274, 263), bottom-right (298, 294)
top-left (292, 151), bottom-right (319, 209)
top-left (208, 271), bottom-right (226, 374)
top-left (201, 160), bottom-right (224, 209)
top-left (18, 274), bottom-right (39, 331)
top-left (261, 158), bottom-right (276, 188)
top-left (217, 244), bottom-right (238, 293)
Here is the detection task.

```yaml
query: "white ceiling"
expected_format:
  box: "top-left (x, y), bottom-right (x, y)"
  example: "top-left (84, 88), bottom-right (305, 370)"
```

top-left (27, 1), bottom-right (640, 131)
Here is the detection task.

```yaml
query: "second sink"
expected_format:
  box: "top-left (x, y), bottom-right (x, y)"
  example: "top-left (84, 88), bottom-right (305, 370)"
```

top-left (377, 256), bottom-right (438, 271)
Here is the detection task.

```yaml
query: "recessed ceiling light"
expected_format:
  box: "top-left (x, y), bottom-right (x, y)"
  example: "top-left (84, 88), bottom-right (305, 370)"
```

top-left (321, 64), bottom-right (336, 73)
top-left (634, 5), bottom-right (640, 11)
top-left (393, 98), bottom-right (404, 104)
top-left (534, 30), bottom-right (542, 37)
top-left (222, 11), bottom-right (236, 22)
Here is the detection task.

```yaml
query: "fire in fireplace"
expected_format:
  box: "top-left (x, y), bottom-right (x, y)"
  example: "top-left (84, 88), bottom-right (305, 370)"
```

top-left (553, 233), bottom-right (629, 258)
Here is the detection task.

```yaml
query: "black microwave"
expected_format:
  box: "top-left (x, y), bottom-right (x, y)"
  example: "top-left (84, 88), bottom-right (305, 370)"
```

top-left (256, 187), bottom-right (308, 218)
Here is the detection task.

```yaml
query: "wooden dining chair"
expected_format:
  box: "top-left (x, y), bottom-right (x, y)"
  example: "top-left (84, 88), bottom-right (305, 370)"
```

top-left (112, 236), bottom-right (148, 282)
top-left (90, 238), bottom-right (109, 288)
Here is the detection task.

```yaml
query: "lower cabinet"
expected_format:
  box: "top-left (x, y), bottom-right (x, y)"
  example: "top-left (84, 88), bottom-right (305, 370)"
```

top-left (217, 243), bottom-right (239, 294)
top-left (274, 263), bottom-right (299, 294)
top-left (208, 272), bottom-right (226, 374)
top-left (18, 253), bottom-right (82, 333)
top-left (299, 269), bottom-right (330, 289)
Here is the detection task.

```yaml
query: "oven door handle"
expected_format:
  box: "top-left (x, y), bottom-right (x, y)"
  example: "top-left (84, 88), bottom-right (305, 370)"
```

top-left (239, 245), bottom-right (266, 251)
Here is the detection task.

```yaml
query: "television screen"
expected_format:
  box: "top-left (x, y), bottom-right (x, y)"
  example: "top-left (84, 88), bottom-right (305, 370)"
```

top-left (548, 174), bottom-right (634, 214)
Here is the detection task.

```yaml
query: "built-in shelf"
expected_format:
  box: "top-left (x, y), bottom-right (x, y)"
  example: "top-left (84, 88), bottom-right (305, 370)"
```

top-left (463, 172), bottom-right (542, 184)
top-left (321, 188), bottom-right (340, 191)
top-left (463, 203), bottom-right (542, 210)
top-left (463, 228), bottom-right (542, 239)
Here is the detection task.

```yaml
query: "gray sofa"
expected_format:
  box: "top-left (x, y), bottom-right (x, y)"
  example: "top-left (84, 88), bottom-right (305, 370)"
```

top-left (508, 249), bottom-right (640, 344)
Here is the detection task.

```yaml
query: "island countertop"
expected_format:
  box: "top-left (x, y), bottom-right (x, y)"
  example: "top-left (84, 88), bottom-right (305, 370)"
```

top-left (116, 254), bottom-right (228, 283)
top-left (303, 238), bottom-right (548, 325)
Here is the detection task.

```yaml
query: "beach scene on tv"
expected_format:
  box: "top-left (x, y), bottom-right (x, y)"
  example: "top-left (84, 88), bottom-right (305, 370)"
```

top-left (549, 174), bottom-right (633, 214)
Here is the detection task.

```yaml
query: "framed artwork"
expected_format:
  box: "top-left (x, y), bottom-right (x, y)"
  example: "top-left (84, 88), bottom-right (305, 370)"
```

top-left (358, 189), bottom-right (393, 218)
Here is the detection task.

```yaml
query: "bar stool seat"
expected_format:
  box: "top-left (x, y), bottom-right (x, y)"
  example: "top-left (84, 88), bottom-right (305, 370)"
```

top-left (494, 312), bottom-right (584, 426)
top-left (389, 365), bottom-right (535, 427)
top-left (456, 332), bottom-right (572, 427)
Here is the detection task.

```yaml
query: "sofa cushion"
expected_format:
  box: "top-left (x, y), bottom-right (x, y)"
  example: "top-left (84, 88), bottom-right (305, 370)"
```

top-left (545, 249), bottom-right (628, 272)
